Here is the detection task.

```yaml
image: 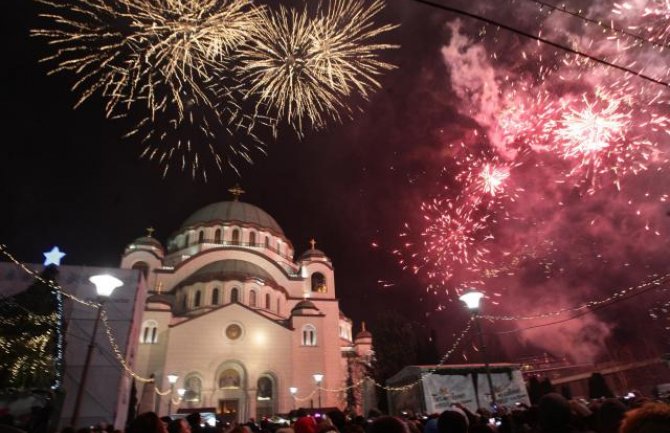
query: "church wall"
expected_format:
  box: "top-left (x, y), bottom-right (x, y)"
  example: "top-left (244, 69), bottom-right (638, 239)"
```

top-left (161, 304), bottom-right (294, 418)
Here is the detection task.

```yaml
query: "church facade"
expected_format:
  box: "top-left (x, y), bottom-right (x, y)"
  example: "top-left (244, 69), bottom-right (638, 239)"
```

top-left (121, 198), bottom-right (373, 421)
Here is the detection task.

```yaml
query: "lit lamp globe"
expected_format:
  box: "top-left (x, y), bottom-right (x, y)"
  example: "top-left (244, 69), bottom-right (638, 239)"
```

top-left (459, 291), bottom-right (485, 311)
top-left (89, 274), bottom-right (123, 298)
top-left (312, 373), bottom-right (324, 384)
top-left (177, 388), bottom-right (186, 398)
top-left (167, 374), bottom-right (179, 385)
top-left (289, 387), bottom-right (298, 396)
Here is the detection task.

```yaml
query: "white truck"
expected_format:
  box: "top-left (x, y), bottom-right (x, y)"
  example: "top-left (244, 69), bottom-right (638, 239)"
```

top-left (386, 363), bottom-right (530, 415)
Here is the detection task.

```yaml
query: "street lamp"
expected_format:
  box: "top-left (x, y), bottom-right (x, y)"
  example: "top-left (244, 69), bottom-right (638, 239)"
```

top-left (459, 291), bottom-right (497, 409)
top-left (167, 373), bottom-right (179, 415)
top-left (313, 373), bottom-right (324, 409)
top-left (71, 274), bottom-right (123, 427)
top-left (289, 387), bottom-right (298, 410)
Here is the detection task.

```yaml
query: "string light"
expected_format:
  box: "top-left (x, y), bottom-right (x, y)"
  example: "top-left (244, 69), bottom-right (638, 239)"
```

top-left (4, 244), bottom-right (665, 396)
top-left (479, 273), bottom-right (670, 321)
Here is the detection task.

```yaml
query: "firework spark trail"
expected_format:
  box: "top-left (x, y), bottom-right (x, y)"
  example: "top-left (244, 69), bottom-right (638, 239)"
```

top-left (614, 1), bottom-right (670, 46)
top-left (239, 0), bottom-right (398, 134)
top-left (33, 0), bottom-right (262, 119)
top-left (394, 197), bottom-right (494, 294)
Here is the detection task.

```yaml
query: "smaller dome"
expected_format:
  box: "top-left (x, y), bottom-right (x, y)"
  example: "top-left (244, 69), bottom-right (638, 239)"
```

top-left (355, 323), bottom-right (372, 341)
top-left (299, 248), bottom-right (328, 261)
top-left (355, 330), bottom-right (372, 340)
top-left (133, 236), bottom-right (163, 248)
top-left (291, 300), bottom-right (320, 315)
top-left (147, 293), bottom-right (174, 307)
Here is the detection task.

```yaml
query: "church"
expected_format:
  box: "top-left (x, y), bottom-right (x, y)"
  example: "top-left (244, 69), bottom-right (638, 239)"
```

top-left (122, 191), bottom-right (373, 421)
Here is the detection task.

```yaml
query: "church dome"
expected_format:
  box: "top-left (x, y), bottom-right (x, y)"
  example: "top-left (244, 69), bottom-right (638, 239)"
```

top-left (181, 201), bottom-right (285, 235)
top-left (291, 300), bottom-right (321, 315)
top-left (133, 236), bottom-right (163, 249)
top-left (299, 248), bottom-right (327, 261)
top-left (181, 260), bottom-right (275, 286)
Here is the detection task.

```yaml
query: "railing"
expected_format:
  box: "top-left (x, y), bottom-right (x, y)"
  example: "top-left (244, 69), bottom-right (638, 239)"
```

top-left (168, 238), bottom-right (292, 261)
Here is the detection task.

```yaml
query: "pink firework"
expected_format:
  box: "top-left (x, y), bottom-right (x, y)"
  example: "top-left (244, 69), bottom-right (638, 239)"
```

top-left (613, 1), bottom-right (670, 45)
top-left (394, 198), bottom-right (493, 290)
top-left (478, 163), bottom-right (511, 197)
top-left (546, 88), bottom-right (658, 192)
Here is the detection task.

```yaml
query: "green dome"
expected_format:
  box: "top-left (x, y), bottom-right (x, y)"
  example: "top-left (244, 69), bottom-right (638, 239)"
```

top-left (181, 201), bottom-right (284, 235)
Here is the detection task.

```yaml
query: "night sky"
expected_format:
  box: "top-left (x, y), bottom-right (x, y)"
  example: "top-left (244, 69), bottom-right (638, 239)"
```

top-left (2, 0), bottom-right (669, 364)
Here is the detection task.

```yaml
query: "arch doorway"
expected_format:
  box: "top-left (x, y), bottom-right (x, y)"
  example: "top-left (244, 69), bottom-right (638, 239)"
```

top-left (215, 361), bottom-right (247, 424)
top-left (256, 374), bottom-right (276, 419)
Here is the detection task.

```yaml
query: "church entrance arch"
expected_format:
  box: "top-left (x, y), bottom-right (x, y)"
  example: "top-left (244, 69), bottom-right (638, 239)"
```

top-left (256, 373), bottom-right (277, 419)
top-left (215, 361), bottom-right (247, 423)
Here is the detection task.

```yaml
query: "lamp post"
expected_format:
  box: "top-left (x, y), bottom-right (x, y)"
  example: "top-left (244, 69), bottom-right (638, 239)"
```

top-left (313, 373), bottom-right (324, 409)
top-left (71, 274), bottom-right (123, 427)
top-left (177, 388), bottom-right (186, 411)
top-left (167, 373), bottom-right (179, 415)
top-left (459, 291), bottom-right (497, 409)
top-left (289, 387), bottom-right (298, 410)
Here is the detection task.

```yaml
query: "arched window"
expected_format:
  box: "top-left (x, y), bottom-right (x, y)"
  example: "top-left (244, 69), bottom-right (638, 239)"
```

top-left (131, 261), bottom-right (149, 279)
top-left (311, 272), bottom-right (327, 292)
top-left (194, 290), bottom-right (202, 307)
top-left (249, 290), bottom-right (257, 307)
top-left (140, 320), bottom-right (158, 344)
top-left (182, 294), bottom-right (187, 310)
top-left (276, 298), bottom-right (281, 314)
top-left (230, 287), bottom-right (239, 303)
top-left (184, 233), bottom-right (190, 247)
top-left (257, 376), bottom-right (273, 399)
top-left (212, 288), bottom-right (220, 305)
top-left (184, 376), bottom-right (202, 402)
top-left (265, 293), bottom-right (271, 309)
top-left (249, 231), bottom-right (256, 246)
top-left (219, 369), bottom-right (241, 389)
top-left (232, 229), bottom-right (240, 245)
top-left (302, 324), bottom-right (317, 346)
top-left (214, 228), bottom-right (222, 243)
top-left (198, 230), bottom-right (204, 243)
top-left (265, 237), bottom-right (270, 248)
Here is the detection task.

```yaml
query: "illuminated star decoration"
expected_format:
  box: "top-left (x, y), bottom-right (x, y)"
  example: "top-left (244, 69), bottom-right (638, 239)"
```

top-left (43, 247), bottom-right (66, 266)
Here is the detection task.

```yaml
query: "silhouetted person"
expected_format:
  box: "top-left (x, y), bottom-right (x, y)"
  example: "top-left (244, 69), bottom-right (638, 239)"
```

top-left (597, 398), bottom-right (626, 433)
top-left (127, 412), bottom-right (167, 433)
top-left (537, 393), bottom-right (576, 433)
top-left (369, 417), bottom-right (408, 433)
top-left (619, 402), bottom-right (670, 433)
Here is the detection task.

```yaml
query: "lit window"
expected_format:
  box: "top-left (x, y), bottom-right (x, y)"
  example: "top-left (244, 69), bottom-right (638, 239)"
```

top-left (140, 320), bottom-right (158, 344)
top-left (184, 376), bottom-right (202, 402)
top-left (302, 324), bottom-right (317, 346)
top-left (311, 273), bottom-right (327, 293)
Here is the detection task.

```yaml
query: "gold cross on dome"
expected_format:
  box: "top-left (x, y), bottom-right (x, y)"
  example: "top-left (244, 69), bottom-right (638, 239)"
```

top-left (146, 227), bottom-right (155, 237)
top-left (228, 184), bottom-right (245, 201)
top-left (309, 238), bottom-right (317, 250)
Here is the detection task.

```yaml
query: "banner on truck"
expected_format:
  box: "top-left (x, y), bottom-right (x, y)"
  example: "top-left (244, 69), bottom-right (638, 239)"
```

top-left (422, 373), bottom-right (477, 413)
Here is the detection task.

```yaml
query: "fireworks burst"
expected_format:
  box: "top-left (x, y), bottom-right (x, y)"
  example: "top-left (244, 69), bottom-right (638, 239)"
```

top-left (613, 1), bottom-right (670, 46)
top-left (34, 0), bottom-right (262, 118)
top-left (478, 163), bottom-right (511, 197)
top-left (395, 198), bottom-right (493, 292)
top-left (239, 0), bottom-right (398, 134)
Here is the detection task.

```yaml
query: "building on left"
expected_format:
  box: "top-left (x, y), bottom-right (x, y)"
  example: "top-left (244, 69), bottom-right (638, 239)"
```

top-left (0, 262), bottom-right (147, 430)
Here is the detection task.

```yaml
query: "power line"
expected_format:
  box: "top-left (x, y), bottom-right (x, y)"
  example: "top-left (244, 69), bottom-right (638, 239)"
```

top-left (412, 0), bottom-right (670, 89)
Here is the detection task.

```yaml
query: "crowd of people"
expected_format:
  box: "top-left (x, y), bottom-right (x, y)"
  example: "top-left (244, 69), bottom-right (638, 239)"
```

top-left (108, 393), bottom-right (670, 433)
top-left (2, 392), bottom-right (669, 433)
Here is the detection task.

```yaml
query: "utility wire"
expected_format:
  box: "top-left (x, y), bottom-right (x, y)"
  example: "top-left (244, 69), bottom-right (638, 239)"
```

top-left (412, 0), bottom-right (670, 89)
top-left (524, 0), bottom-right (670, 51)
